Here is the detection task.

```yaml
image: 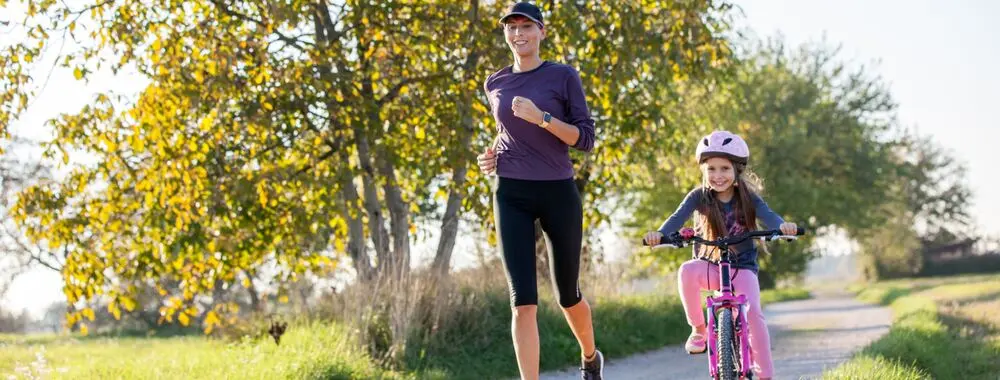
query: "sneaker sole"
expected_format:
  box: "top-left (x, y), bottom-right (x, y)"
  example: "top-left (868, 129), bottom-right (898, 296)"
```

top-left (686, 346), bottom-right (707, 355)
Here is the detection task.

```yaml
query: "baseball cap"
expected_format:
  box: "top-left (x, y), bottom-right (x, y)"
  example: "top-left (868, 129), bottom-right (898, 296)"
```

top-left (499, 2), bottom-right (544, 27)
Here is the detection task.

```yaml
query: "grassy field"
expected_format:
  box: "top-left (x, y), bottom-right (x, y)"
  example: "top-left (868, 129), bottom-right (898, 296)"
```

top-left (823, 273), bottom-right (1000, 380)
top-left (759, 286), bottom-right (810, 305)
top-left (1, 283), bottom-right (809, 380)
top-left (1, 322), bottom-right (414, 380)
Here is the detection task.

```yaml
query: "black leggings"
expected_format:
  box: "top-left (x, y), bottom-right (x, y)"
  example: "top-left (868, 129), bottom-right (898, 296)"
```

top-left (493, 176), bottom-right (584, 308)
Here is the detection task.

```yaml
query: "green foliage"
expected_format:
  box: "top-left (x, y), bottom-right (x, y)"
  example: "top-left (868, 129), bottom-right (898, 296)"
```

top-left (854, 131), bottom-right (973, 280)
top-left (758, 286), bottom-right (810, 304)
top-left (825, 274), bottom-right (1000, 379)
top-left (625, 37), bottom-right (972, 286)
top-left (0, 322), bottom-right (416, 379)
top-left (406, 289), bottom-right (686, 378)
top-left (0, 274), bottom-right (814, 379)
top-left (2, 0), bottom-right (739, 334)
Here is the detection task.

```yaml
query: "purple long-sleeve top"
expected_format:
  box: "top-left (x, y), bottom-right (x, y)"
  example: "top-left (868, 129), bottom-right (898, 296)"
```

top-left (484, 61), bottom-right (595, 180)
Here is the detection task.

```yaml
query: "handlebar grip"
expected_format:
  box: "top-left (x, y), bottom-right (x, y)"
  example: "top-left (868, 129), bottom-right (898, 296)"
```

top-left (641, 236), bottom-right (675, 246)
top-left (796, 226), bottom-right (806, 236)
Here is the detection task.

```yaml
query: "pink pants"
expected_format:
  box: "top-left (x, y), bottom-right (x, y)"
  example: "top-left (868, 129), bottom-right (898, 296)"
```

top-left (678, 259), bottom-right (773, 378)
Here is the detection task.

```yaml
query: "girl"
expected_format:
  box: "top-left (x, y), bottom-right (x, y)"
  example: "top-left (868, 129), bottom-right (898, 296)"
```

top-left (643, 130), bottom-right (797, 380)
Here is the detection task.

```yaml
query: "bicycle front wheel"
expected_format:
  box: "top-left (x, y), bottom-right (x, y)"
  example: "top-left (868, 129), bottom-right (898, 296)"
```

top-left (717, 308), bottom-right (738, 380)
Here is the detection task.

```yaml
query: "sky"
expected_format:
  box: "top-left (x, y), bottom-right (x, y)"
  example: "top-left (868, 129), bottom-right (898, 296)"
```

top-left (734, 0), bottom-right (1000, 236)
top-left (3, 0), bottom-right (999, 317)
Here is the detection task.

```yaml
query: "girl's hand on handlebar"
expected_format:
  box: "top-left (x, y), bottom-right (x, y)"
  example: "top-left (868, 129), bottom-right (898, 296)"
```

top-left (779, 222), bottom-right (798, 236)
top-left (643, 231), bottom-right (663, 246)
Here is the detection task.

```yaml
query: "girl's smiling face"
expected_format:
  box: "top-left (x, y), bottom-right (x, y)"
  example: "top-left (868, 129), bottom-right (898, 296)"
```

top-left (702, 157), bottom-right (736, 194)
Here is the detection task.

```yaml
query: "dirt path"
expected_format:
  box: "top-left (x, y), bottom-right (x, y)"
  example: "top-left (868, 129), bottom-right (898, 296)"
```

top-left (537, 290), bottom-right (891, 379)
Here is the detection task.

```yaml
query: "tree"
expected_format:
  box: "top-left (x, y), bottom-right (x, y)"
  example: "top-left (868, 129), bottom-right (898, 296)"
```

top-left (626, 37), bottom-right (913, 286)
top-left (0, 307), bottom-right (32, 333)
top-left (504, 1), bottom-right (737, 269)
top-left (896, 132), bottom-right (972, 236)
top-left (855, 131), bottom-right (972, 280)
top-left (4, 0), bottom-right (738, 334)
top-left (9, 0), bottom-right (481, 333)
top-left (0, 137), bottom-right (60, 296)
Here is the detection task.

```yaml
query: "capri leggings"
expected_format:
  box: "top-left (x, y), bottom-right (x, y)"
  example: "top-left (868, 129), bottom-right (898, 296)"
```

top-left (493, 176), bottom-right (584, 308)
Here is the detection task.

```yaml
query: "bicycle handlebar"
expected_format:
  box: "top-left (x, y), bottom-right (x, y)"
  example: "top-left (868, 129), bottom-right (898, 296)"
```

top-left (641, 227), bottom-right (807, 248)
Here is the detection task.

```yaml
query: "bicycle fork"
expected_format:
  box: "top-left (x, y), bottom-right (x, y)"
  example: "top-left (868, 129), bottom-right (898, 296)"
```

top-left (705, 260), bottom-right (754, 379)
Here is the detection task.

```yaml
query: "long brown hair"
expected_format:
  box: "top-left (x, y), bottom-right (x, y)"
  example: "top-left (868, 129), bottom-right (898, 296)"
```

top-left (694, 161), bottom-right (765, 261)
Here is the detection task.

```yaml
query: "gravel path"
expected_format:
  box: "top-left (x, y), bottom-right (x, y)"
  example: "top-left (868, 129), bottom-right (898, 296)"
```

top-left (536, 290), bottom-right (891, 380)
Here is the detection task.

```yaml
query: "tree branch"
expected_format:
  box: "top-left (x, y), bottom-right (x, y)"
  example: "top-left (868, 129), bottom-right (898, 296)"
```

top-left (67, 0), bottom-right (115, 15)
top-left (207, 0), bottom-right (313, 51)
top-left (316, 0), bottom-right (345, 44)
top-left (296, 106), bottom-right (344, 175)
top-left (376, 73), bottom-right (449, 107)
top-left (1, 223), bottom-right (63, 272)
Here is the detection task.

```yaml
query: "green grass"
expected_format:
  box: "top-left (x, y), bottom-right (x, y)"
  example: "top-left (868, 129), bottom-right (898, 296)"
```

top-left (405, 285), bottom-right (809, 378)
top-left (1, 322), bottom-right (416, 380)
top-left (823, 273), bottom-right (1000, 380)
top-left (760, 287), bottom-right (811, 304)
top-left (1, 284), bottom-right (810, 379)
top-left (403, 288), bottom-right (688, 379)
top-left (823, 356), bottom-right (930, 379)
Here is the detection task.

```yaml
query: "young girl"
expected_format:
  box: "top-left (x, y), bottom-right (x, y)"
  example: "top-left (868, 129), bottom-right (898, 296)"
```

top-left (643, 130), bottom-right (797, 380)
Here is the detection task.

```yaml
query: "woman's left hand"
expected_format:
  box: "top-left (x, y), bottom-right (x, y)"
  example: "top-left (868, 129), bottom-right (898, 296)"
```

top-left (511, 96), bottom-right (544, 125)
top-left (779, 222), bottom-right (798, 236)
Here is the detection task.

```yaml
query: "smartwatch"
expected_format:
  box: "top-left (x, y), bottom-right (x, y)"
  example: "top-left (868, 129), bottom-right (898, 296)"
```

top-left (539, 112), bottom-right (552, 128)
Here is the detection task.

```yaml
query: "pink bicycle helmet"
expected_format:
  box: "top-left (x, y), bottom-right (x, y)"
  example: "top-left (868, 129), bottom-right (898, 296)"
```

top-left (695, 130), bottom-right (749, 164)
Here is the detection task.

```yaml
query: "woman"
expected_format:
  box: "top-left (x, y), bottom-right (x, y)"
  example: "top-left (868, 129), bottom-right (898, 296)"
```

top-left (478, 2), bottom-right (602, 379)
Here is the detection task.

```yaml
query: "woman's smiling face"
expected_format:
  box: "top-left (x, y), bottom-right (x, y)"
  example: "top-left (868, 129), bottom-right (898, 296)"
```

top-left (503, 16), bottom-right (544, 57)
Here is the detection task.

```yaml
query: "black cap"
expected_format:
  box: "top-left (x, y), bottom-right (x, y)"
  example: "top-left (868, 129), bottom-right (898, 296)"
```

top-left (499, 2), bottom-right (544, 27)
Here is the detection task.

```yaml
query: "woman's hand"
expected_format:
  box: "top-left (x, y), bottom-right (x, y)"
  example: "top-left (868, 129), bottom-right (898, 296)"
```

top-left (779, 222), bottom-right (798, 236)
top-left (511, 96), bottom-right (544, 125)
top-left (643, 231), bottom-right (663, 246)
top-left (477, 147), bottom-right (497, 174)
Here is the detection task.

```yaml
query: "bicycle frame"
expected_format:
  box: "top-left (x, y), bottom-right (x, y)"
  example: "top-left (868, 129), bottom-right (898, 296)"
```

top-left (704, 242), bottom-right (753, 379)
top-left (645, 227), bottom-right (804, 380)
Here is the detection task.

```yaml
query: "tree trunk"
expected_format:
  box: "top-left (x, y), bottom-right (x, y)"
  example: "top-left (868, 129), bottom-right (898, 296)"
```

top-left (313, 0), bottom-right (376, 282)
top-left (375, 143), bottom-right (410, 279)
top-left (432, 163), bottom-right (468, 276)
top-left (244, 271), bottom-right (263, 313)
top-left (339, 172), bottom-right (374, 281)
top-left (352, 122), bottom-right (391, 270)
top-left (431, 0), bottom-right (482, 276)
top-left (432, 110), bottom-right (475, 276)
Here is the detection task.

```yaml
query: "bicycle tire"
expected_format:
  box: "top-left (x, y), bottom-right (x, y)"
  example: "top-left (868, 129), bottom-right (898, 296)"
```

top-left (717, 308), bottom-right (738, 380)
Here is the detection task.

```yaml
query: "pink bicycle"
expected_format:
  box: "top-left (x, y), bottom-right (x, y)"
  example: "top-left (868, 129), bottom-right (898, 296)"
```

top-left (644, 227), bottom-right (805, 380)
